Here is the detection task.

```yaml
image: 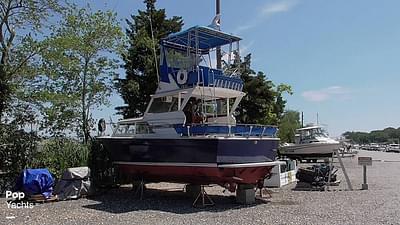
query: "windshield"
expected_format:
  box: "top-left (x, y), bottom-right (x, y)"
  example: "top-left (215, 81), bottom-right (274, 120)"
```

top-left (301, 128), bottom-right (328, 138)
top-left (148, 96), bottom-right (180, 113)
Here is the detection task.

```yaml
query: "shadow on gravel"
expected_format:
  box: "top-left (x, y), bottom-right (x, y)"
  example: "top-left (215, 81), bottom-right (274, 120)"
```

top-left (82, 186), bottom-right (266, 214)
top-left (291, 182), bottom-right (325, 191)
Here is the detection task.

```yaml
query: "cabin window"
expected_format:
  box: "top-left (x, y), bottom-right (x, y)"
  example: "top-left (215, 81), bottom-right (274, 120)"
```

top-left (300, 128), bottom-right (328, 139)
top-left (216, 99), bottom-right (227, 116)
top-left (136, 123), bottom-right (154, 134)
top-left (203, 98), bottom-right (236, 116)
top-left (148, 96), bottom-right (179, 113)
top-left (203, 101), bottom-right (217, 116)
top-left (113, 122), bottom-right (154, 136)
top-left (114, 124), bottom-right (135, 136)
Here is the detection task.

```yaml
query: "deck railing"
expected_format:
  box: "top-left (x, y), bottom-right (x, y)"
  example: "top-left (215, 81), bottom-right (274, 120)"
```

top-left (174, 123), bottom-right (278, 138)
top-left (107, 120), bottom-right (278, 138)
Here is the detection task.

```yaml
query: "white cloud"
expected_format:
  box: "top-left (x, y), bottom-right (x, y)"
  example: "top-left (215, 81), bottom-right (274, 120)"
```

top-left (234, 24), bottom-right (257, 34)
top-left (302, 86), bottom-right (350, 102)
top-left (234, 0), bottom-right (299, 34)
top-left (261, 0), bottom-right (299, 17)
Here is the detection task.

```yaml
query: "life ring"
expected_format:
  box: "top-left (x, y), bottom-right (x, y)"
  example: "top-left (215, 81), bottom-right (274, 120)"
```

top-left (176, 69), bottom-right (188, 85)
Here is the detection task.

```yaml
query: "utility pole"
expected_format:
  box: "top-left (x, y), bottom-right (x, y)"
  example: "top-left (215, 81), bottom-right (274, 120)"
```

top-left (216, 0), bottom-right (222, 69)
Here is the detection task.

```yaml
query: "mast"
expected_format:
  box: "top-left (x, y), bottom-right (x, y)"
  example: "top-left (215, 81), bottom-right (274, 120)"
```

top-left (216, 0), bottom-right (222, 69)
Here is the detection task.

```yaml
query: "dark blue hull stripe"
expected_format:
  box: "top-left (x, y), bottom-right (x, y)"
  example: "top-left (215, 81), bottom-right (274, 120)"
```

top-left (97, 138), bottom-right (279, 164)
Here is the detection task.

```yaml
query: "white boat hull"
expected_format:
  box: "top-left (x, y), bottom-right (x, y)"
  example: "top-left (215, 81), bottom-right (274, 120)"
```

top-left (280, 142), bottom-right (340, 159)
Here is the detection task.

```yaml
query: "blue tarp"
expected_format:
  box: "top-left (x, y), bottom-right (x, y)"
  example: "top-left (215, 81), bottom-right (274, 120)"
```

top-left (14, 168), bottom-right (54, 198)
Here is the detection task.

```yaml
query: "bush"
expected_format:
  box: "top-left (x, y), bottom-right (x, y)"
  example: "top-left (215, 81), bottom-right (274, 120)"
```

top-left (0, 124), bottom-right (38, 193)
top-left (29, 138), bottom-right (90, 179)
top-left (0, 123), bottom-right (89, 194)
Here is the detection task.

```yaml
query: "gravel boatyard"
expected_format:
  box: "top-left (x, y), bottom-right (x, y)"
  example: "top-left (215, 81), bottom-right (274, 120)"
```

top-left (2, 150), bottom-right (400, 225)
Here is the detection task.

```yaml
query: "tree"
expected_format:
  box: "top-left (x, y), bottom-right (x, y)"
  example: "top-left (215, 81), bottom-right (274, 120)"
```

top-left (31, 4), bottom-right (123, 142)
top-left (279, 110), bottom-right (301, 143)
top-left (0, 0), bottom-right (61, 121)
top-left (343, 127), bottom-right (400, 144)
top-left (227, 53), bottom-right (292, 125)
top-left (273, 84), bottom-right (293, 123)
top-left (116, 0), bottom-right (183, 118)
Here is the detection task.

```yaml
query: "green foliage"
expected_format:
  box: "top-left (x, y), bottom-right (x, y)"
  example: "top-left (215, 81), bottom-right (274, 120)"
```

top-left (344, 127), bottom-right (400, 144)
top-left (116, 0), bottom-right (183, 118)
top-left (0, 123), bottom-right (89, 193)
top-left (27, 3), bottom-right (124, 141)
top-left (0, 2), bottom-right (123, 191)
top-left (0, 0), bottom-right (62, 119)
top-left (228, 53), bottom-right (292, 125)
top-left (0, 123), bottom-right (38, 193)
top-left (29, 138), bottom-right (90, 179)
top-left (0, 65), bottom-right (9, 116)
top-left (279, 110), bottom-right (301, 143)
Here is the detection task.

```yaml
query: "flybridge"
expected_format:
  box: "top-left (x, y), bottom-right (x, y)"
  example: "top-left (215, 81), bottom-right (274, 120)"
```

top-left (158, 25), bottom-right (244, 92)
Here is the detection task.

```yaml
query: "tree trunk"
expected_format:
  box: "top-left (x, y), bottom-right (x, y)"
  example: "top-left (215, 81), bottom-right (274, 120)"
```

top-left (0, 64), bottom-right (8, 122)
top-left (82, 59), bottom-right (89, 144)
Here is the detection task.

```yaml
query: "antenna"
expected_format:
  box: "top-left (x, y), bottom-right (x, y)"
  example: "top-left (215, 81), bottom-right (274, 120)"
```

top-left (216, 0), bottom-right (222, 69)
top-left (148, 14), bottom-right (160, 86)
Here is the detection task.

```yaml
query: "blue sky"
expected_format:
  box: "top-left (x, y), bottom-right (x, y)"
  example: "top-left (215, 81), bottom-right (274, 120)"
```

top-left (89, 0), bottom-right (400, 137)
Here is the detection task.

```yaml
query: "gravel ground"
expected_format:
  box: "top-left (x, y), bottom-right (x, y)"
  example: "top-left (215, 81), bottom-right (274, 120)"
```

top-left (2, 150), bottom-right (400, 225)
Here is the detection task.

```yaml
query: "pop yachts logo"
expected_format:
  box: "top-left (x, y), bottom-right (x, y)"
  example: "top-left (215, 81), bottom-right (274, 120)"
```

top-left (5, 191), bottom-right (34, 209)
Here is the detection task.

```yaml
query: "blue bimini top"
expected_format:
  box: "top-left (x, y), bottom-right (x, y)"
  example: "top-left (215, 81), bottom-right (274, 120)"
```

top-left (161, 26), bottom-right (241, 54)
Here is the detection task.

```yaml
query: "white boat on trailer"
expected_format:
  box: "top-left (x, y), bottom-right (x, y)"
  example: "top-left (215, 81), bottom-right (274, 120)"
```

top-left (279, 125), bottom-right (340, 162)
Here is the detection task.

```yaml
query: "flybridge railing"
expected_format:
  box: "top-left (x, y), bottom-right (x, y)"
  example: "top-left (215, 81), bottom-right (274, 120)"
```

top-left (164, 65), bottom-right (244, 91)
top-left (174, 123), bottom-right (278, 138)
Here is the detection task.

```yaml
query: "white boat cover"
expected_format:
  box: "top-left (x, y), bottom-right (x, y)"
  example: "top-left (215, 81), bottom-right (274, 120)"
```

top-left (54, 167), bottom-right (91, 200)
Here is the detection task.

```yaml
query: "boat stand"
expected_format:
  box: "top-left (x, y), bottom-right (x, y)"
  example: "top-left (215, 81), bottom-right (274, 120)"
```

top-left (326, 149), bottom-right (353, 191)
top-left (192, 185), bottom-right (215, 207)
top-left (133, 179), bottom-right (146, 200)
top-left (258, 187), bottom-right (272, 198)
top-left (255, 186), bottom-right (272, 203)
top-left (256, 180), bottom-right (272, 198)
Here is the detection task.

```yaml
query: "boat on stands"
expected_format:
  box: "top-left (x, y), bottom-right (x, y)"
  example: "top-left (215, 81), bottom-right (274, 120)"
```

top-left (95, 24), bottom-right (282, 191)
top-left (279, 125), bottom-right (340, 161)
